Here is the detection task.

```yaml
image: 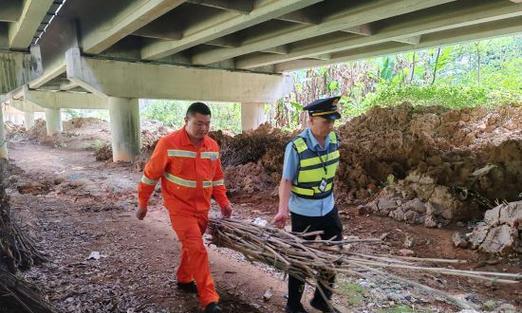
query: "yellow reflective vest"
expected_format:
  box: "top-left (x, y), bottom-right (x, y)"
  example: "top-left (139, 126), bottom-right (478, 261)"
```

top-left (291, 132), bottom-right (340, 199)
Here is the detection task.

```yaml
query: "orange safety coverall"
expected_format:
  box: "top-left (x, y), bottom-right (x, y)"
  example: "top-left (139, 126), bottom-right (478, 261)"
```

top-left (137, 127), bottom-right (230, 307)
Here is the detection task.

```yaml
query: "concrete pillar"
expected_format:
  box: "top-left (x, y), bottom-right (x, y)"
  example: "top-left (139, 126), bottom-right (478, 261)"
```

top-left (108, 97), bottom-right (140, 162)
top-left (24, 111), bottom-right (35, 129)
top-left (45, 108), bottom-right (62, 135)
top-left (0, 107), bottom-right (7, 159)
top-left (241, 102), bottom-right (266, 132)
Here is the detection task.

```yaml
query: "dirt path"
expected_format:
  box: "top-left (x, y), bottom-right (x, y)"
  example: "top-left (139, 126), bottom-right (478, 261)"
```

top-left (8, 142), bottom-right (291, 313)
top-left (6, 141), bottom-right (521, 313)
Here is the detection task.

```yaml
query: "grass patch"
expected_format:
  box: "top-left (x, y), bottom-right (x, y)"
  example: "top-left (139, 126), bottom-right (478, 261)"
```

top-left (338, 282), bottom-right (366, 306)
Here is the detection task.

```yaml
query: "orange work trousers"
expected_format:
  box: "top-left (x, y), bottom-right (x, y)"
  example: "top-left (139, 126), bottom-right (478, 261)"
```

top-left (170, 212), bottom-right (219, 307)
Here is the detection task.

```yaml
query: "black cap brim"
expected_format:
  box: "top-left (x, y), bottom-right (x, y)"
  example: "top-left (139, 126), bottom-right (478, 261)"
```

top-left (320, 112), bottom-right (341, 120)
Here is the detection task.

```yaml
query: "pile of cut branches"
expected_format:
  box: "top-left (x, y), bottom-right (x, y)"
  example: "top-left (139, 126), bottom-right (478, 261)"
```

top-left (0, 159), bottom-right (55, 313)
top-left (209, 218), bottom-right (521, 311)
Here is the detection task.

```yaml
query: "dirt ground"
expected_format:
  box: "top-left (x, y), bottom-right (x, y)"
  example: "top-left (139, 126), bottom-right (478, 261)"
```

top-left (4, 126), bottom-right (521, 313)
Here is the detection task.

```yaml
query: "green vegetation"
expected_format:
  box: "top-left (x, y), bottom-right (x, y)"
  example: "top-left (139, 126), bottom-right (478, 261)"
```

top-left (138, 36), bottom-right (521, 130)
top-left (63, 109), bottom-right (109, 121)
top-left (141, 100), bottom-right (242, 134)
top-left (338, 281), bottom-right (366, 306)
top-left (287, 35), bottom-right (522, 123)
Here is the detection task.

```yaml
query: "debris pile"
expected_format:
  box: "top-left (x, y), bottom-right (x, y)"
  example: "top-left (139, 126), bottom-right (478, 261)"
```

top-left (213, 104), bottom-right (522, 215)
top-left (27, 119), bottom-right (48, 141)
top-left (95, 143), bottom-right (113, 161)
top-left (357, 171), bottom-right (470, 227)
top-left (96, 121), bottom-right (173, 164)
top-left (209, 124), bottom-right (293, 194)
top-left (454, 201), bottom-right (522, 255)
top-left (224, 162), bottom-right (275, 194)
top-left (217, 123), bottom-right (292, 167)
top-left (335, 103), bottom-right (522, 203)
top-left (4, 121), bottom-right (26, 141)
top-left (63, 117), bottom-right (108, 131)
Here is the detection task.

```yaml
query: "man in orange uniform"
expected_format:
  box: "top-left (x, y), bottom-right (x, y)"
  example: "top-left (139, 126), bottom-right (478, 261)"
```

top-left (136, 102), bottom-right (232, 313)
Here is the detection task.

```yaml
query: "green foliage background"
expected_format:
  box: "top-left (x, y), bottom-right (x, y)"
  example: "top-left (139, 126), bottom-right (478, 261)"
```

top-left (86, 36), bottom-right (521, 131)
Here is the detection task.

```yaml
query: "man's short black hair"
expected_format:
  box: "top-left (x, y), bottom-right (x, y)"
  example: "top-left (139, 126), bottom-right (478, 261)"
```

top-left (186, 102), bottom-right (211, 117)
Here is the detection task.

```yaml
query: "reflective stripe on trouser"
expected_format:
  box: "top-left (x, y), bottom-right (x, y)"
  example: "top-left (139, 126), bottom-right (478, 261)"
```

top-left (171, 214), bottom-right (219, 307)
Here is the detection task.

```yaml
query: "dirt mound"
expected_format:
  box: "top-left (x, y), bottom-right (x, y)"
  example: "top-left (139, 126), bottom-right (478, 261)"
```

top-left (63, 117), bottom-right (108, 131)
top-left (131, 126), bottom-right (174, 170)
top-left (207, 124), bottom-right (293, 194)
top-left (4, 121), bottom-right (27, 141)
top-left (95, 143), bottom-right (113, 161)
top-left (27, 119), bottom-right (47, 141)
top-left (215, 123), bottom-right (293, 167)
top-left (224, 163), bottom-right (275, 194)
top-left (336, 103), bottom-right (522, 203)
top-left (213, 103), bottom-right (522, 226)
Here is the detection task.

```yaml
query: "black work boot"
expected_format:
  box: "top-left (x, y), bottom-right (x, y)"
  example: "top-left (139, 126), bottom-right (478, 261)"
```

top-left (204, 302), bottom-right (222, 313)
top-left (285, 303), bottom-right (309, 313)
top-left (176, 281), bottom-right (197, 294)
top-left (310, 298), bottom-right (341, 313)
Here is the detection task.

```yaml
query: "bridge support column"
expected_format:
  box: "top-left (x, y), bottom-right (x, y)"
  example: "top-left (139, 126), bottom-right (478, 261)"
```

top-left (108, 97), bottom-right (140, 162)
top-left (24, 111), bottom-right (35, 129)
top-left (45, 108), bottom-right (62, 135)
top-left (241, 102), bottom-right (265, 132)
top-left (0, 106), bottom-right (8, 159)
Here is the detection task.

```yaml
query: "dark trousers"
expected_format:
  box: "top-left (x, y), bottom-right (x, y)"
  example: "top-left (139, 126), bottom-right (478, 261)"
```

top-left (287, 207), bottom-right (343, 309)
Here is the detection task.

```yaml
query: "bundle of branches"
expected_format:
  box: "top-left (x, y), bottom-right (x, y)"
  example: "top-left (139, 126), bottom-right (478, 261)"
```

top-left (94, 143), bottom-right (112, 161)
top-left (217, 124), bottom-right (292, 167)
top-left (0, 159), bottom-right (55, 313)
top-left (209, 218), bottom-right (521, 311)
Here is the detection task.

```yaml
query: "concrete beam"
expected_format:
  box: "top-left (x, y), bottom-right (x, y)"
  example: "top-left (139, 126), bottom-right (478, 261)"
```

top-left (65, 48), bottom-right (293, 103)
top-left (0, 50), bottom-right (41, 93)
top-left (30, 1), bottom-right (187, 86)
top-left (141, 0), bottom-right (322, 60)
top-left (343, 24), bottom-right (374, 36)
top-left (82, 0), bottom-right (187, 54)
top-left (59, 81), bottom-right (80, 91)
top-left (187, 0), bottom-right (254, 14)
top-left (275, 15), bottom-right (522, 72)
top-left (0, 0), bottom-right (23, 22)
top-left (24, 89), bottom-right (108, 110)
top-left (0, 104), bottom-right (7, 158)
top-left (133, 25), bottom-right (182, 41)
top-left (237, 0), bottom-right (522, 69)
top-left (190, 0), bottom-right (455, 65)
top-left (276, 10), bottom-right (319, 25)
top-left (241, 102), bottom-right (265, 131)
top-left (44, 108), bottom-right (61, 135)
top-left (108, 97), bottom-right (140, 162)
top-left (27, 62), bottom-right (66, 89)
top-left (394, 35), bottom-right (422, 45)
top-left (7, 98), bottom-right (44, 112)
top-left (8, 0), bottom-right (54, 50)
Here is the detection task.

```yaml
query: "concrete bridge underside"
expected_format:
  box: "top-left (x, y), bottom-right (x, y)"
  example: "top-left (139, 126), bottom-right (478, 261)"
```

top-left (0, 0), bottom-right (521, 161)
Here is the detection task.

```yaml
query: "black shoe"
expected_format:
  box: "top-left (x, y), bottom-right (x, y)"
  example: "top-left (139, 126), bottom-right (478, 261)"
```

top-left (204, 302), bottom-right (222, 313)
top-left (285, 303), bottom-right (309, 313)
top-left (177, 281), bottom-right (197, 294)
top-left (310, 298), bottom-right (341, 313)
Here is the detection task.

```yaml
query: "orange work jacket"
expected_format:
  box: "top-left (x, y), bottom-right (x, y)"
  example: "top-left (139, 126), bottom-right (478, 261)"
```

top-left (138, 127), bottom-right (230, 215)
